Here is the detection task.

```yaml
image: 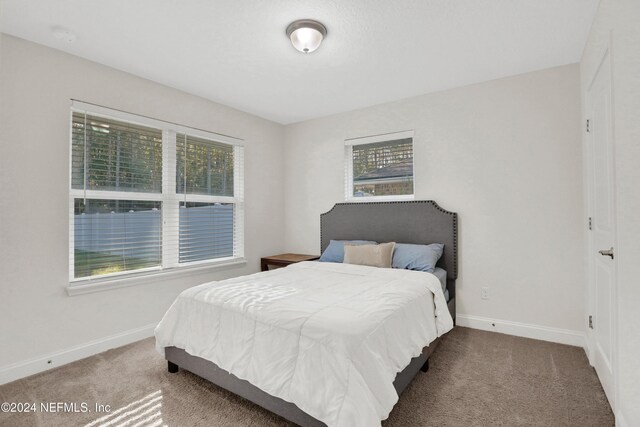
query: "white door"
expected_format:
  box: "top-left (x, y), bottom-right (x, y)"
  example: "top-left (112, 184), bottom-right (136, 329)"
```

top-left (586, 48), bottom-right (616, 409)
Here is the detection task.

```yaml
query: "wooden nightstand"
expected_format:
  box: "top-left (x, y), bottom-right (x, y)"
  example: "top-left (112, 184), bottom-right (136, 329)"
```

top-left (260, 253), bottom-right (320, 271)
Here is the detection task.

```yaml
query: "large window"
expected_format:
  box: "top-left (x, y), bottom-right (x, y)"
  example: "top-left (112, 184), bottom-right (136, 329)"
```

top-left (345, 130), bottom-right (414, 201)
top-left (69, 102), bottom-right (244, 285)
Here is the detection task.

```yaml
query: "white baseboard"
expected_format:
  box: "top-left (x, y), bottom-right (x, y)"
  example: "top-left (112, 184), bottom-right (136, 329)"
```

top-left (0, 323), bottom-right (156, 386)
top-left (456, 314), bottom-right (586, 347)
top-left (0, 316), bottom-right (590, 385)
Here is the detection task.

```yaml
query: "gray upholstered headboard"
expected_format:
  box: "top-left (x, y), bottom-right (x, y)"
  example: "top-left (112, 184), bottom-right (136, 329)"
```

top-left (320, 201), bottom-right (458, 283)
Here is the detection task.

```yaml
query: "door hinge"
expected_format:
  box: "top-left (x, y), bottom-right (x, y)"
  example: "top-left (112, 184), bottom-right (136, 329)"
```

top-left (588, 217), bottom-right (592, 230)
top-left (586, 119), bottom-right (590, 133)
top-left (589, 315), bottom-right (594, 329)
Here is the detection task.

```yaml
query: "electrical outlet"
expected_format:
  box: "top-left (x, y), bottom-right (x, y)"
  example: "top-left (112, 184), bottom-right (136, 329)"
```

top-left (481, 287), bottom-right (490, 300)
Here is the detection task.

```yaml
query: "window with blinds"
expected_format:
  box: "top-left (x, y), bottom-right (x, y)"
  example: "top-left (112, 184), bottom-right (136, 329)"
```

top-left (175, 134), bottom-right (239, 264)
top-left (69, 102), bottom-right (244, 284)
top-left (71, 114), bottom-right (163, 193)
top-left (345, 131), bottom-right (414, 200)
top-left (176, 134), bottom-right (234, 197)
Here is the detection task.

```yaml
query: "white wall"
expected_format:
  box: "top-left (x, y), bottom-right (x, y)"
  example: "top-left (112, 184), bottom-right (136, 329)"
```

top-left (284, 64), bottom-right (585, 337)
top-left (581, 0), bottom-right (640, 424)
top-left (0, 35), bottom-right (285, 370)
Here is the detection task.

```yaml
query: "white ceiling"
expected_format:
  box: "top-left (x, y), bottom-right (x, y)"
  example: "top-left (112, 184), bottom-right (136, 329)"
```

top-left (1, 0), bottom-right (599, 124)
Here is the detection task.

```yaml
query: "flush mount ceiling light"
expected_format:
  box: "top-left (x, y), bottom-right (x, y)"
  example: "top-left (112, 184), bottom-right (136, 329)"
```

top-left (286, 19), bottom-right (327, 54)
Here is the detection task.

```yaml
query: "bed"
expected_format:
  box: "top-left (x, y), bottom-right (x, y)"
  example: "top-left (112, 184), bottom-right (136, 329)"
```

top-left (155, 200), bottom-right (458, 427)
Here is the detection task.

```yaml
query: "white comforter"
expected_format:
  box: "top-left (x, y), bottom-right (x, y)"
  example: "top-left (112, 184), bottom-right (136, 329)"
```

top-left (155, 261), bottom-right (453, 427)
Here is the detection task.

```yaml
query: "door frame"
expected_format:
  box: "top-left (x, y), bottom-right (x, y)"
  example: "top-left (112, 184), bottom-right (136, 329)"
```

top-left (584, 38), bottom-right (618, 411)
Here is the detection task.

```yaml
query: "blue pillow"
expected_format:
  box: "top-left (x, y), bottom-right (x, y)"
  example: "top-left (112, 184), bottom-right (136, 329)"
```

top-left (392, 243), bottom-right (444, 273)
top-left (319, 240), bottom-right (377, 263)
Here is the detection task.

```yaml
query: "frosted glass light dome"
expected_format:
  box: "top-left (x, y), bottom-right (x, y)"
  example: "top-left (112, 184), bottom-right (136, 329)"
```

top-left (286, 20), bottom-right (327, 54)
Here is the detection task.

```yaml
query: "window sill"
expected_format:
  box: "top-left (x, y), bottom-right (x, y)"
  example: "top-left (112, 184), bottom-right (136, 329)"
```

top-left (66, 257), bottom-right (247, 296)
top-left (345, 194), bottom-right (415, 203)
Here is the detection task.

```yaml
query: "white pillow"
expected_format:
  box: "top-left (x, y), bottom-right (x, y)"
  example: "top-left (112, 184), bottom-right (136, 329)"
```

top-left (343, 242), bottom-right (396, 268)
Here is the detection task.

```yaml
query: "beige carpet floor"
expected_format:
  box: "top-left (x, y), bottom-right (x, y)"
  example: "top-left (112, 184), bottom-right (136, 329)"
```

top-left (0, 327), bottom-right (613, 427)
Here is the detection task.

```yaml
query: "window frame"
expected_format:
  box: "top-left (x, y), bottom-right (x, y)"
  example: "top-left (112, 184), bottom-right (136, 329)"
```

top-left (344, 130), bottom-right (415, 202)
top-left (67, 101), bottom-right (244, 294)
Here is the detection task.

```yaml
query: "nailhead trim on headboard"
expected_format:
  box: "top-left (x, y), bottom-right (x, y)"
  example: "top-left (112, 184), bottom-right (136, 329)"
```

top-left (320, 200), bottom-right (458, 279)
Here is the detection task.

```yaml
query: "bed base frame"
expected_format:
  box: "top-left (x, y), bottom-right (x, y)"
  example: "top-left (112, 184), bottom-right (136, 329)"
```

top-left (166, 298), bottom-right (455, 426)
top-left (165, 201), bottom-right (458, 426)
top-left (167, 346), bottom-right (429, 427)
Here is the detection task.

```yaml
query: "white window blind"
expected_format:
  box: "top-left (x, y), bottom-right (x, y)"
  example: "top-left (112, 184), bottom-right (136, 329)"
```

top-left (69, 101), bottom-right (244, 284)
top-left (71, 113), bottom-right (163, 194)
top-left (172, 133), bottom-right (244, 265)
top-left (345, 130), bottom-right (414, 201)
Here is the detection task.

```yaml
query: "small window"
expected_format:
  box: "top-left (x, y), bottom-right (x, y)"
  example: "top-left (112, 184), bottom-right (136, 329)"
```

top-left (345, 130), bottom-right (414, 201)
